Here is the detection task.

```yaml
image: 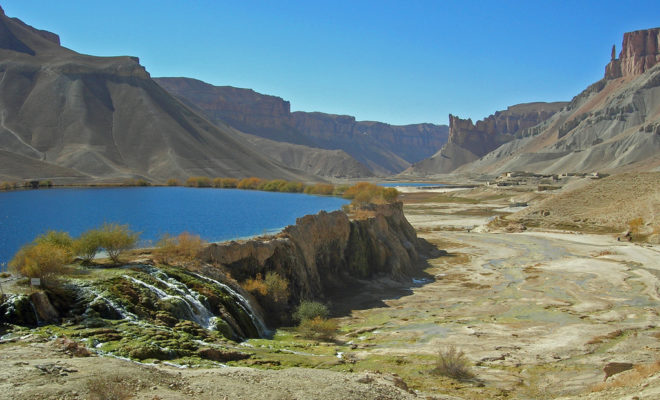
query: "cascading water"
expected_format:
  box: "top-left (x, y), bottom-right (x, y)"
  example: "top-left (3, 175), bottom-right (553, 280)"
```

top-left (189, 271), bottom-right (270, 337)
top-left (123, 274), bottom-right (216, 330)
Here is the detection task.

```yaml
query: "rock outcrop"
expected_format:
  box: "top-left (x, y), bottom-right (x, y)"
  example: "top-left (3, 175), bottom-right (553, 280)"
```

top-left (155, 77), bottom-right (449, 175)
top-left (405, 102), bottom-right (566, 175)
top-left (203, 202), bottom-right (427, 310)
top-left (605, 28), bottom-right (660, 79)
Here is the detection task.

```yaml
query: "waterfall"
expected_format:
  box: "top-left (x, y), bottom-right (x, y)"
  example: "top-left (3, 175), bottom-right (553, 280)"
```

top-left (79, 286), bottom-right (138, 320)
top-left (123, 275), bottom-right (216, 330)
top-left (189, 272), bottom-right (270, 337)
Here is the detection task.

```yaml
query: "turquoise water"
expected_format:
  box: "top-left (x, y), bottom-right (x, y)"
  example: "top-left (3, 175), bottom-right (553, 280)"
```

top-left (0, 187), bottom-right (348, 269)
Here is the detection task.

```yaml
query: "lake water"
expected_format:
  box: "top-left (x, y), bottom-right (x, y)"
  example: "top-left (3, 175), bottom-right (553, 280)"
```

top-left (0, 187), bottom-right (349, 269)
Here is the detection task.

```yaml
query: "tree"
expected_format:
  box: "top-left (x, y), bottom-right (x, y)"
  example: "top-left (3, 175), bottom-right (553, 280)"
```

top-left (98, 223), bottom-right (138, 264)
top-left (9, 242), bottom-right (69, 279)
top-left (73, 229), bottom-right (103, 263)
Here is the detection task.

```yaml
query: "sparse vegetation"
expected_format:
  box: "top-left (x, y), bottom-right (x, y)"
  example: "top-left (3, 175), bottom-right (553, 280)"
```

top-left (154, 232), bottom-right (207, 265)
top-left (432, 346), bottom-right (475, 381)
top-left (628, 217), bottom-right (644, 237)
top-left (166, 178), bottom-right (180, 186)
top-left (591, 361), bottom-right (660, 392)
top-left (241, 271), bottom-right (290, 305)
top-left (86, 375), bottom-right (134, 400)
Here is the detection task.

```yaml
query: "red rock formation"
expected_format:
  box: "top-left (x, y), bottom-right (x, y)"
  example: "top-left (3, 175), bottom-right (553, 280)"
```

top-left (605, 28), bottom-right (660, 79)
top-left (447, 102), bottom-right (566, 158)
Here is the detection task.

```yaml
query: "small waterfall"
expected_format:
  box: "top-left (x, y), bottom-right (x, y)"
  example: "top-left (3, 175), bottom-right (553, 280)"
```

top-left (79, 286), bottom-right (138, 320)
top-left (190, 272), bottom-right (269, 337)
top-left (123, 275), bottom-right (216, 330)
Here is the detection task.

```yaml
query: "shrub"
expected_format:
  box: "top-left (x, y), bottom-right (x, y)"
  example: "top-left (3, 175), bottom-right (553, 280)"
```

top-left (73, 229), bottom-right (104, 263)
top-left (154, 232), bottom-right (206, 264)
top-left (242, 273), bottom-right (268, 296)
top-left (185, 176), bottom-right (212, 187)
top-left (297, 316), bottom-right (338, 341)
top-left (216, 178), bottom-right (239, 188)
top-left (237, 177), bottom-right (265, 190)
top-left (259, 179), bottom-right (288, 192)
top-left (432, 346), bottom-right (474, 381)
top-left (293, 300), bottom-right (329, 322)
top-left (342, 182), bottom-right (398, 205)
top-left (303, 183), bottom-right (335, 195)
top-left (9, 241), bottom-right (69, 279)
top-left (166, 178), bottom-right (180, 186)
top-left (281, 181), bottom-right (304, 193)
top-left (35, 230), bottom-right (74, 256)
top-left (264, 271), bottom-right (289, 303)
top-left (97, 223), bottom-right (138, 264)
top-left (628, 217), bottom-right (644, 235)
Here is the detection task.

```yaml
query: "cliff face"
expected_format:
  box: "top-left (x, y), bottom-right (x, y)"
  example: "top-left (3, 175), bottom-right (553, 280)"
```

top-left (203, 202), bottom-right (426, 316)
top-left (605, 28), bottom-right (660, 79)
top-left (155, 77), bottom-right (449, 175)
top-left (405, 102), bottom-right (566, 175)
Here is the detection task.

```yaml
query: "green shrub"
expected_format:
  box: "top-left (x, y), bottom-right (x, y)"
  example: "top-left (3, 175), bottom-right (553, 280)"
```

top-left (264, 271), bottom-right (289, 303)
top-left (259, 179), bottom-right (288, 192)
top-left (97, 223), bottom-right (139, 264)
top-left (293, 300), bottom-right (329, 322)
top-left (35, 230), bottom-right (74, 256)
top-left (432, 346), bottom-right (475, 381)
top-left (73, 229), bottom-right (104, 263)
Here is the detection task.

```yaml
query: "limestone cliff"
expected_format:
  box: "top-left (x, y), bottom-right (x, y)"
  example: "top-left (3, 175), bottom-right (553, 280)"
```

top-left (202, 202), bottom-right (427, 318)
top-left (605, 28), bottom-right (660, 79)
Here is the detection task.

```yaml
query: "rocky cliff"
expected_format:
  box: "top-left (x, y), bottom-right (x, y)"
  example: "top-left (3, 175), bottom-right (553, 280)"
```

top-left (155, 77), bottom-right (449, 176)
top-left (404, 102), bottom-right (566, 175)
top-left (605, 28), bottom-right (660, 79)
top-left (202, 202), bottom-right (429, 322)
top-left (0, 8), bottom-right (314, 183)
top-left (442, 27), bottom-right (660, 176)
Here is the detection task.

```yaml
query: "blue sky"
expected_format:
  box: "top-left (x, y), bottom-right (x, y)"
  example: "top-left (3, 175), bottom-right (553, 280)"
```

top-left (3, 1), bottom-right (660, 125)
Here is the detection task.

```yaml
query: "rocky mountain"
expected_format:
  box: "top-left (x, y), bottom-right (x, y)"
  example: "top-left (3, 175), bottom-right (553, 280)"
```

top-left (154, 77), bottom-right (449, 176)
top-left (407, 27), bottom-right (660, 177)
top-left (0, 7), bottom-right (314, 183)
top-left (405, 102), bottom-right (566, 175)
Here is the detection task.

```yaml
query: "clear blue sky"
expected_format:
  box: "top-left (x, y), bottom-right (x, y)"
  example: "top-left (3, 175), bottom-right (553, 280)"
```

top-left (3, 1), bottom-right (660, 125)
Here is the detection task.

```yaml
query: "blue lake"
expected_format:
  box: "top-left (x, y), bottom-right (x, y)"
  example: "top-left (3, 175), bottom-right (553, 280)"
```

top-left (0, 187), bottom-right (349, 269)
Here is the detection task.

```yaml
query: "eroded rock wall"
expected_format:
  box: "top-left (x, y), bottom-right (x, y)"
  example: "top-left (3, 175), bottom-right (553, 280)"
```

top-left (605, 28), bottom-right (660, 79)
top-left (202, 202), bottom-right (424, 304)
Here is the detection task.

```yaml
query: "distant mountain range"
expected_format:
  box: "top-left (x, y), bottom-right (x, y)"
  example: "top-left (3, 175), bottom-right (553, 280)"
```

top-left (154, 77), bottom-right (448, 176)
top-left (407, 28), bottom-right (660, 176)
top-left (1, 4), bottom-right (658, 183)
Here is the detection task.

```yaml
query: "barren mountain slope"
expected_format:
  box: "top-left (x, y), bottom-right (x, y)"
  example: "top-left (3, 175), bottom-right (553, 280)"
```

top-left (0, 7), bottom-right (313, 183)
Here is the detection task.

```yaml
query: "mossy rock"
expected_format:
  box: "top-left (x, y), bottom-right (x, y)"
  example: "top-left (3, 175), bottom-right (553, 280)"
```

top-left (0, 294), bottom-right (38, 327)
top-left (173, 320), bottom-right (206, 338)
top-left (197, 347), bottom-right (251, 362)
top-left (126, 343), bottom-right (173, 360)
